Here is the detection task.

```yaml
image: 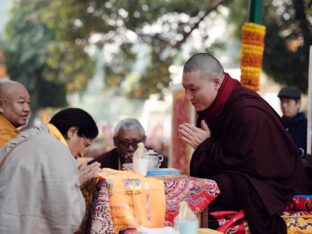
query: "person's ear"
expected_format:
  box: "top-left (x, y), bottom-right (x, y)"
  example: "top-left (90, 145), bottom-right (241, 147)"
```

top-left (0, 99), bottom-right (5, 114)
top-left (212, 76), bottom-right (222, 91)
top-left (67, 126), bottom-right (79, 139)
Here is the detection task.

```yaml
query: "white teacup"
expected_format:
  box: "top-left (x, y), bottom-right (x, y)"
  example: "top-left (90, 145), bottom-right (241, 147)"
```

top-left (133, 157), bottom-right (149, 176)
top-left (147, 150), bottom-right (164, 169)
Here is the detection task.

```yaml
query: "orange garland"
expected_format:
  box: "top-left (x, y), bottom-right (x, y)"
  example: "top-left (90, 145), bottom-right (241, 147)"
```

top-left (240, 22), bottom-right (266, 91)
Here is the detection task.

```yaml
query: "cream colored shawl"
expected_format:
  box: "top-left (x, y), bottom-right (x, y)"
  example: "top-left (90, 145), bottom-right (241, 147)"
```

top-left (0, 125), bottom-right (85, 234)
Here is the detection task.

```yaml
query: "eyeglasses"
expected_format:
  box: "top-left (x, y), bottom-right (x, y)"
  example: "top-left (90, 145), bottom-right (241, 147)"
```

top-left (82, 135), bottom-right (92, 147)
top-left (117, 139), bottom-right (141, 148)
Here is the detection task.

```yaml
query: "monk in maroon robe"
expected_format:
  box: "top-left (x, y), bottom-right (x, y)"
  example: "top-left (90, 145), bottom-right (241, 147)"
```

top-left (179, 53), bottom-right (308, 234)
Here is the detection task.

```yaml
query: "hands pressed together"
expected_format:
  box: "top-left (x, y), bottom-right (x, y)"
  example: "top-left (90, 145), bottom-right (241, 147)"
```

top-left (78, 162), bottom-right (101, 188)
top-left (178, 120), bottom-right (211, 149)
top-left (123, 153), bottom-right (133, 163)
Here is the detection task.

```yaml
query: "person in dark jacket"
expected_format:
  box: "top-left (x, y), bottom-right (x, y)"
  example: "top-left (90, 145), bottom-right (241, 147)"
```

top-left (89, 118), bottom-right (168, 169)
top-left (178, 53), bottom-right (308, 234)
top-left (278, 86), bottom-right (307, 155)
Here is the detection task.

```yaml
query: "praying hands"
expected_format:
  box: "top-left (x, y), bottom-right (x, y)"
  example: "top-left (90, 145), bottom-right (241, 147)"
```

top-left (178, 120), bottom-right (211, 149)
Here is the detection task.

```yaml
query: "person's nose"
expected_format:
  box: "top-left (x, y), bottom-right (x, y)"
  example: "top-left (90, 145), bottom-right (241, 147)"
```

top-left (77, 147), bottom-right (87, 158)
top-left (127, 144), bottom-right (136, 152)
top-left (280, 102), bottom-right (287, 109)
top-left (24, 103), bottom-right (31, 113)
top-left (77, 151), bottom-right (84, 158)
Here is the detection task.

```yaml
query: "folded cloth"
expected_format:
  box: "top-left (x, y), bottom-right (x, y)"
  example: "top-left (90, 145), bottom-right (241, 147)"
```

top-left (209, 210), bottom-right (249, 234)
top-left (281, 195), bottom-right (312, 234)
top-left (97, 169), bottom-right (166, 233)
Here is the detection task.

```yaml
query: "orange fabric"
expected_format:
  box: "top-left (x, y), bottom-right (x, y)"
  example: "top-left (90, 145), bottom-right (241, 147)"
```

top-left (0, 115), bottom-right (19, 147)
top-left (47, 123), bottom-right (68, 147)
top-left (97, 168), bottom-right (166, 233)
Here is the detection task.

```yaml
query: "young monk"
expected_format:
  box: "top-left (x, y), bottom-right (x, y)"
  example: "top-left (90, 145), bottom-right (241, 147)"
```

top-left (179, 53), bottom-right (308, 234)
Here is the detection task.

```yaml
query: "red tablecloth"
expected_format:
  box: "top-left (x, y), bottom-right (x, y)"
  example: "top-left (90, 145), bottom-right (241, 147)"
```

top-left (87, 175), bottom-right (220, 234)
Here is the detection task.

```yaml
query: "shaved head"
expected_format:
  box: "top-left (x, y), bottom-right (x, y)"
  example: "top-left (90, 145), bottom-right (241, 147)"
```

top-left (182, 53), bottom-right (225, 111)
top-left (0, 80), bottom-right (26, 99)
top-left (0, 80), bottom-right (31, 127)
top-left (183, 53), bottom-right (224, 80)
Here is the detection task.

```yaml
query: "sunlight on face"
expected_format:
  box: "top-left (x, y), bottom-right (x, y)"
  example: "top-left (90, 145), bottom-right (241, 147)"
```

top-left (182, 71), bottom-right (218, 111)
top-left (1, 84), bottom-right (31, 128)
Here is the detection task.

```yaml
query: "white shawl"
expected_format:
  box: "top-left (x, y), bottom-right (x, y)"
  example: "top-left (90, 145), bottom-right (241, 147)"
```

top-left (0, 125), bottom-right (85, 234)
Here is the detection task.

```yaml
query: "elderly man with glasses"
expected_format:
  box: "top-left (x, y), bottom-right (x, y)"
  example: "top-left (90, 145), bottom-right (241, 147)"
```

top-left (89, 118), bottom-right (167, 169)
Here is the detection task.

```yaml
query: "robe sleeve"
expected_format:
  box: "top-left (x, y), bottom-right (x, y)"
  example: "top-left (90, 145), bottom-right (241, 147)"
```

top-left (38, 135), bottom-right (85, 232)
top-left (12, 134), bottom-right (85, 233)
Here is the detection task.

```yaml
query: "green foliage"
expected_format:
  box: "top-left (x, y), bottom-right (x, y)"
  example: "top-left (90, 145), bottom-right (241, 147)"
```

top-left (263, 0), bottom-right (312, 93)
top-left (4, 0), bottom-right (309, 104)
top-left (93, 0), bottom-right (242, 99)
top-left (2, 0), bottom-right (95, 110)
top-left (40, 0), bottom-right (236, 99)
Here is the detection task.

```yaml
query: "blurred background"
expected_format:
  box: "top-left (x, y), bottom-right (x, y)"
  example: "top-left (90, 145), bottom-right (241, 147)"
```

top-left (0, 0), bottom-right (311, 168)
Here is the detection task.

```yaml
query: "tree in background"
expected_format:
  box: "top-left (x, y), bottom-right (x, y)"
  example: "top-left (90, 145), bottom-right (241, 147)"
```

top-left (40, 0), bottom-right (229, 99)
top-left (3, 13), bottom-right (67, 111)
top-left (1, 0), bottom-right (310, 110)
top-left (1, 1), bottom-right (95, 111)
top-left (2, 0), bottom-right (247, 108)
top-left (263, 0), bottom-right (312, 93)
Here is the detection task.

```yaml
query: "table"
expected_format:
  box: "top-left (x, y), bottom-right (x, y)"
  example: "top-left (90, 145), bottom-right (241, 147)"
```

top-left (80, 175), bottom-right (220, 234)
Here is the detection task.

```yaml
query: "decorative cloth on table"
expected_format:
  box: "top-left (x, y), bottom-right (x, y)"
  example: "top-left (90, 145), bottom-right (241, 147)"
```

top-left (88, 174), bottom-right (220, 233)
top-left (282, 195), bottom-right (312, 233)
top-left (283, 195), bottom-right (312, 212)
top-left (208, 195), bottom-right (312, 234)
top-left (79, 178), bottom-right (99, 233)
top-left (163, 175), bottom-right (220, 226)
top-left (95, 169), bottom-right (166, 233)
top-left (90, 179), bottom-right (114, 234)
top-left (209, 209), bottom-right (312, 234)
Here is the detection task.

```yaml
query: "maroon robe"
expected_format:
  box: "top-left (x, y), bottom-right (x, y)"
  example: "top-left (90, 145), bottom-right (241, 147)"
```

top-left (88, 148), bottom-right (120, 169)
top-left (191, 79), bottom-right (308, 233)
top-left (89, 148), bottom-right (168, 169)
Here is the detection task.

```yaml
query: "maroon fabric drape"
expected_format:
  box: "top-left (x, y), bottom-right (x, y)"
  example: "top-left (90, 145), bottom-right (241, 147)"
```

top-left (196, 73), bottom-right (237, 127)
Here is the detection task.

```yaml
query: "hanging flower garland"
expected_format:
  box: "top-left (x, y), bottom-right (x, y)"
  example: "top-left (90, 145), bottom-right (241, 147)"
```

top-left (240, 22), bottom-right (266, 91)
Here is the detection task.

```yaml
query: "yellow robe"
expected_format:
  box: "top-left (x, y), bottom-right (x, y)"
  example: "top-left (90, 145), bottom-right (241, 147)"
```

top-left (0, 115), bottom-right (19, 148)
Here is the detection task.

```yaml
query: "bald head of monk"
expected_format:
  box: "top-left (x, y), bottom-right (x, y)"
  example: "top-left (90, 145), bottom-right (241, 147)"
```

top-left (0, 80), bottom-right (31, 128)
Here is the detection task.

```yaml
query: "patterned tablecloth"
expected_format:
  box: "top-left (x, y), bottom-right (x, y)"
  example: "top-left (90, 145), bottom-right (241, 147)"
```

top-left (206, 195), bottom-right (312, 234)
top-left (282, 195), bottom-right (312, 234)
top-left (81, 175), bottom-right (220, 234)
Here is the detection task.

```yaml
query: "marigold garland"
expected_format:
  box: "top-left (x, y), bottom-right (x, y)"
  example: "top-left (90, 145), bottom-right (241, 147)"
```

top-left (240, 22), bottom-right (266, 91)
